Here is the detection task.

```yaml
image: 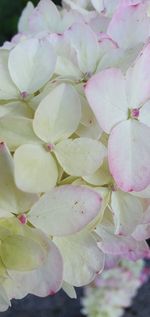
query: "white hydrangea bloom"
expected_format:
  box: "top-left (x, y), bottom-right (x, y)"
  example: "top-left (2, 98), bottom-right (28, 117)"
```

top-left (0, 0), bottom-right (149, 311)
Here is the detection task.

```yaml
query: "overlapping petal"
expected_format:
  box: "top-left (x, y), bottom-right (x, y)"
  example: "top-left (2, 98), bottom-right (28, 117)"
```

top-left (8, 38), bottom-right (56, 94)
top-left (65, 23), bottom-right (99, 74)
top-left (107, 2), bottom-right (150, 49)
top-left (1, 235), bottom-right (45, 271)
top-left (54, 230), bottom-right (105, 286)
top-left (29, 0), bottom-right (61, 33)
top-left (0, 143), bottom-right (37, 214)
top-left (54, 138), bottom-right (107, 176)
top-left (0, 51), bottom-right (19, 100)
top-left (8, 239), bottom-right (63, 297)
top-left (14, 144), bottom-right (58, 193)
top-left (85, 68), bottom-right (128, 133)
top-left (0, 101), bottom-right (33, 118)
top-left (0, 116), bottom-right (39, 151)
top-left (111, 191), bottom-right (143, 235)
top-left (18, 1), bottom-right (34, 33)
top-left (139, 100), bottom-right (150, 128)
top-left (83, 159), bottom-right (112, 186)
top-left (28, 185), bottom-right (102, 235)
top-left (126, 43), bottom-right (150, 107)
top-left (33, 83), bottom-right (81, 143)
top-left (97, 227), bottom-right (149, 260)
top-left (108, 119), bottom-right (150, 192)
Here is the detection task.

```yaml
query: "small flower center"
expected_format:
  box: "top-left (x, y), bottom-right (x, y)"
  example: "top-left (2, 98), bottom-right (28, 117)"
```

top-left (17, 214), bottom-right (27, 225)
top-left (130, 108), bottom-right (139, 119)
top-left (108, 183), bottom-right (117, 192)
top-left (45, 143), bottom-right (54, 152)
top-left (20, 91), bottom-right (28, 99)
top-left (0, 142), bottom-right (4, 150)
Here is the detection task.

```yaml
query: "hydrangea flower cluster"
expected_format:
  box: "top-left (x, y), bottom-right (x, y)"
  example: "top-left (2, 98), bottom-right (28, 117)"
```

top-left (81, 259), bottom-right (150, 317)
top-left (0, 0), bottom-right (150, 311)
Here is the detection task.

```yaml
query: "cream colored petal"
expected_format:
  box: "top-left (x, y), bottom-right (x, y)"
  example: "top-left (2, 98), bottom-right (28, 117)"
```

top-left (33, 83), bottom-right (81, 143)
top-left (54, 138), bottom-right (107, 176)
top-left (0, 101), bottom-right (33, 119)
top-left (54, 230), bottom-right (105, 286)
top-left (28, 185), bottom-right (102, 236)
top-left (83, 159), bottom-right (112, 186)
top-left (62, 281), bottom-right (77, 299)
top-left (111, 191), bottom-right (143, 235)
top-left (8, 38), bottom-right (56, 94)
top-left (0, 50), bottom-right (19, 100)
top-left (0, 143), bottom-right (37, 214)
top-left (14, 144), bottom-right (58, 193)
top-left (0, 116), bottom-right (40, 151)
top-left (1, 235), bottom-right (46, 271)
top-left (8, 239), bottom-right (63, 297)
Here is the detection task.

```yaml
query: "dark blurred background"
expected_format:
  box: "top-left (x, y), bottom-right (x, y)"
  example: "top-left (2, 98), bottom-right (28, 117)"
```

top-left (0, 0), bottom-right (61, 45)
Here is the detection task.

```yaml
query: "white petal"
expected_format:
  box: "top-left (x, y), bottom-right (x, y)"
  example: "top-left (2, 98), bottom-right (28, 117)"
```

top-left (65, 23), bottom-right (99, 74)
top-left (108, 119), bottom-right (150, 192)
top-left (87, 188), bottom-right (111, 231)
top-left (29, 0), bottom-right (61, 33)
top-left (76, 85), bottom-right (102, 140)
top-left (54, 230), bottom-right (105, 286)
top-left (107, 2), bottom-right (150, 49)
top-left (14, 144), bottom-right (58, 193)
top-left (63, 0), bottom-right (90, 13)
top-left (131, 185), bottom-right (150, 198)
top-left (76, 121), bottom-right (102, 140)
top-left (8, 38), bottom-right (56, 94)
top-left (83, 159), bottom-right (112, 186)
top-left (33, 83), bottom-right (81, 143)
top-left (133, 223), bottom-right (150, 241)
top-left (28, 80), bottom-right (57, 111)
top-left (100, 0), bottom-right (120, 17)
top-left (3, 276), bottom-right (29, 301)
top-left (55, 138), bottom-right (107, 177)
top-left (99, 46), bottom-right (140, 73)
top-left (76, 122), bottom-right (102, 140)
top-left (61, 8), bottom-right (84, 31)
top-left (62, 281), bottom-right (77, 299)
top-left (91, 0), bottom-right (104, 12)
top-left (97, 227), bottom-right (149, 260)
top-left (1, 234), bottom-right (46, 271)
top-left (126, 43), bottom-right (150, 107)
top-left (55, 55), bottom-right (81, 79)
top-left (0, 286), bottom-right (10, 312)
top-left (0, 143), bottom-right (37, 214)
top-left (0, 50), bottom-right (18, 100)
top-left (9, 240), bottom-right (63, 297)
top-left (18, 1), bottom-right (34, 33)
top-left (28, 185), bottom-right (102, 236)
top-left (0, 101), bottom-right (33, 119)
top-left (48, 33), bottom-right (81, 79)
top-left (111, 191), bottom-right (143, 235)
top-left (76, 95), bottom-right (102, 139)
top-left (0, 116), bottom-right (39, 151)
top-left (139, 100), bottom-right (150, 128)
top-left (85, 68), bottom-right (128, 133)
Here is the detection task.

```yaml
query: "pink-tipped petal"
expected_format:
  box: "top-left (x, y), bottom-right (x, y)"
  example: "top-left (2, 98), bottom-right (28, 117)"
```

top-left (126, 44), bottom-right (150, 107)
top-left (108, 2), bottom-right (150, 49)
top-left (108, 119), bottom-right (150, 192)
top-left (85, 68), bottom-right (128, 134)
top-left (29, 185), bottom-right (102, 236)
